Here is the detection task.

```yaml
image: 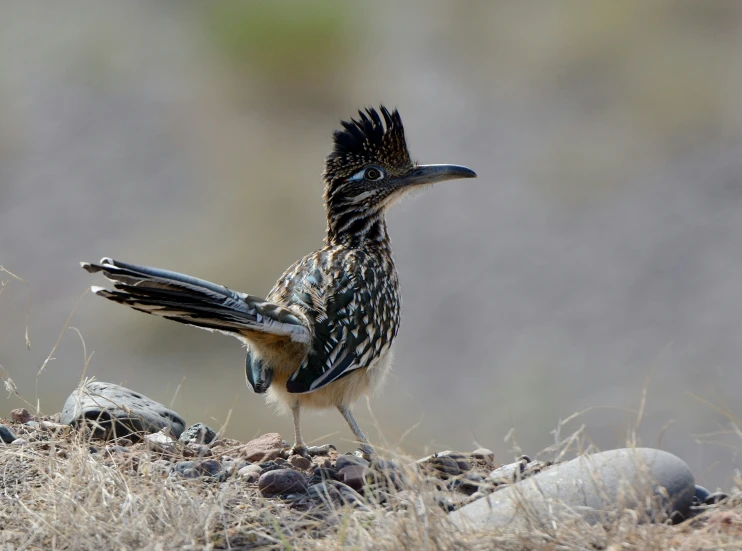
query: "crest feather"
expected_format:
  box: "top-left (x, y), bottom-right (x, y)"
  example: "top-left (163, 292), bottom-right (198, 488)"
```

top-left (329, 106), bottom-right (407, 161)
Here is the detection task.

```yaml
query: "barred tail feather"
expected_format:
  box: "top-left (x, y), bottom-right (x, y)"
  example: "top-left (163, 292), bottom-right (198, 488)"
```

top-left (82, 258), bottom-right (310, 344)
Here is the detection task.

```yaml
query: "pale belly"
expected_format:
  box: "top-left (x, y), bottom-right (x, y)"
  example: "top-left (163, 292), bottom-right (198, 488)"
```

top-left (267, 349), bottom-right (394, 412)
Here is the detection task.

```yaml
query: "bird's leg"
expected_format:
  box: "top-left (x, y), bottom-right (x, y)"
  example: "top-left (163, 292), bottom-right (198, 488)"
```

top-left (338, 405), bottom-right (375, 459)
top-left (288, 402), bottom-right (335, 457)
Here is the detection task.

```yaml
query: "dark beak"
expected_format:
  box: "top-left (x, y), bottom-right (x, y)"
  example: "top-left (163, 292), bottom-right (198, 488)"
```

top-left (399, 164), bottom-right (477, 187)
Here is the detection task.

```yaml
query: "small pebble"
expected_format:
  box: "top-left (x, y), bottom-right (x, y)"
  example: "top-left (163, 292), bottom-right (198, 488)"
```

top-left (11, 438), bottom-right (27, 446)
top-left (336, 454), bottom-right (370, 470)
top-left (10, 408), bottom-right (31, 423)
top-left (0, 425), bottom-right (18, 444)
top-left (338, 465), bottom-right (368, 491)
top-left (198, 459), bottom-right (222, 478)
top-left (238, 464), bottom-right (262, 482)
top-left (184, 443), bottom-right (211, 458)
top-left (172, 461), bottom-right (197, 476)
top-left (241, 433), bottom-right (284, 462)
top-left (288, 455), bottom-right (312, 470)
top-left (179, 423), bottom-right (217, 445)
top-left (258, 468), bottom-right (308, 496)
top-left (144, 431), bottom-right (177, 455)
top-left (471, 448), bottom-right (495, 464)
top-left (436, 451), bottom-right (471, 471)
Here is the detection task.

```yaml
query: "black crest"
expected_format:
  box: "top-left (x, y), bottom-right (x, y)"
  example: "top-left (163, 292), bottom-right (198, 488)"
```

top-left (326, 106), bottom-right (411, 170)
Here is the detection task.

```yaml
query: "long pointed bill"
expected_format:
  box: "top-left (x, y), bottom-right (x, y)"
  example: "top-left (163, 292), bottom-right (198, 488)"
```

top-left (397, 164), bottom-right (477, 187)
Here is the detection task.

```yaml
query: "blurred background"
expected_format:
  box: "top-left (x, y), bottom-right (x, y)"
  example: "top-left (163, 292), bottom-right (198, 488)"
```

top-left (2, 1), bottom-right (742, 489)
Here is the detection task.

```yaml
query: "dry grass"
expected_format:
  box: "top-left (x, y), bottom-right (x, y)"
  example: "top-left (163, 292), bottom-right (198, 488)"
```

top-left (0, 419), bottom-right (740, 551)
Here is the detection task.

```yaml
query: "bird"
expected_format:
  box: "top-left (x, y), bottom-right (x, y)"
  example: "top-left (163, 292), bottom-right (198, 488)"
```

top-left (82, 106), bottom-right (476, 457)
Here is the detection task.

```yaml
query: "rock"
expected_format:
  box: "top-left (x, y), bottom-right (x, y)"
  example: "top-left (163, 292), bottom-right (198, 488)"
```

top-left (184, 443), bottom-right (211, 458)
top-left (336, 454), bottom-right (370, 470)
top-left (449, 448), bottom-right (696, 531)
top-left (308, 480), bottom-right (365, 506)
top-left (172, 461), bottom-right (200, 479)
top-left (238, 464), bottom-right (262, 482)
top-left (308, 467), bottom-right (338, 486)
top-left (488, 459), bottom-right (526, 484)
top-left (338, 465), bottom-right (368, 491)
top-left (258, 468), bottom-right (308, 496)
top-left (471, 448), bottom-right (495, 464)
top-left (198, 459), bottom-right (222, 478)
top-left (421, 455), bottom-right (461, 478)
top-left (10, 438), bottom-right (27, 446)
top-left (61, 382), bottom-right (186, 440)
top-left (437, 451), bottom-right (471, 471)
top-left (241, 433), bottom-right (284, 462)
top-left (144, 431), bottom-right (177, 455)
top-left (288, 454), bottom-right (312, 470)
top-left (0, 424), bottom-right (18, 443)
top-left (10, 408), bottom-right (31, 423)
top-left (179, 423), bottom-right (217, 445)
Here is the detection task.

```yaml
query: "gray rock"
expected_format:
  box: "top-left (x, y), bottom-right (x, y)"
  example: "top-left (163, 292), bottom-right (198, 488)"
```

top-left (488, 459), bottom-right (526, 484)
top-left (449, 448), bottom-right (695, 531)
top-left (198, 459), bottom-right (222, 478)
top-left (288, 454), bottom-right (312, 470)
top-left (258, 468), bottom-right (308, 496)
top-left (0, 425), bottom-right (18, 443)
top-left (336, 454), bottom-right (370, 470)
top-left (471, 448), bottom-right (495, 464)
top-left (437, 451), bottom-right (472, 471)
top-left (61, 382), bottom-right (186, 440)
top-left (179, 423), bottom-right (217, 445)
top-left (144, 431), bottom-right (178, 455)
top-left (237, 464), bottom-right (262, 482)
top-left (10, 438), bottom-right (27, 446)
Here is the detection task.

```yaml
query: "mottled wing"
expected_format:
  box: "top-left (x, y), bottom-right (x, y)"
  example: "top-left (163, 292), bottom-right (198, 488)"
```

top-left (283, 257), bottom-right (394, 394)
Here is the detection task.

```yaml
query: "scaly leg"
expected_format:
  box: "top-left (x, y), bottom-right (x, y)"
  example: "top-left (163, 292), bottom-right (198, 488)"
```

top-left (288, 402), bottom-right (335, 457)
top-left (338, 405), bottom-right (375, 458)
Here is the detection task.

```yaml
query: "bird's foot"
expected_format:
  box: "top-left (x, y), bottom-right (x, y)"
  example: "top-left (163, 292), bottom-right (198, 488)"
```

top-left (288, 444), bottom-right (336, 458)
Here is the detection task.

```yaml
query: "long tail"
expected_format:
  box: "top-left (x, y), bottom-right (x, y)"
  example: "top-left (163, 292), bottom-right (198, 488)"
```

top-left (82, 258), bottom-right (310, 344)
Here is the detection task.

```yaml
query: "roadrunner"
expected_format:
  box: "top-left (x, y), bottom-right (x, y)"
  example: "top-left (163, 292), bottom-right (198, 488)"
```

top-left (83, 106), bottom-right (476, 456)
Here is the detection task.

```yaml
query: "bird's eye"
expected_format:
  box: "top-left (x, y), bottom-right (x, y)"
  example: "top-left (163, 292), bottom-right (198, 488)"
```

top-left (364, 167), bottom-right (383, 181)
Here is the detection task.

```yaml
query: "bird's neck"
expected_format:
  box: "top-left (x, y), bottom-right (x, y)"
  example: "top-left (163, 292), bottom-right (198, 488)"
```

top-left (325, 208), bottom-right (391, 250)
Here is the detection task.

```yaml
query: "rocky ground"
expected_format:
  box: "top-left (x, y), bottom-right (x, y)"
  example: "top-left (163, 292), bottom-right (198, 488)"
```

top-left (1, 402), bottom-right (742, 550)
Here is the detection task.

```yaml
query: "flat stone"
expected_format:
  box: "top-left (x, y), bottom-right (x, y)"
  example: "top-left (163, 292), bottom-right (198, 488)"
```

top-left (10, 408), bottom-right (31, 423)
top-left (338, 465), bottom-right (368, 491)
top-left (61, 382), bottom-right (186, 440)
top-left (449, 448), bottom-right (696, 531)
top-left (0, 424), bottom-right (18, 443)
top-left (288, 454), bottom-right (312, 470)
top-left (144, 431), bottom-right (178, 455)
top-left (237, 464), bottom-right (262, 482)
top-left (179, 423), bottom-right (217, 445)
top-left (241, 433), bottom-right (284, 462)
top-left (258, 468), bottom-right (308, 496)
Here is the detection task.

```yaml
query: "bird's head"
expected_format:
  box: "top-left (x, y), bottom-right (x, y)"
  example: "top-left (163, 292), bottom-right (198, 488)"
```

top-left (323, 106), bottom-right (476, 245)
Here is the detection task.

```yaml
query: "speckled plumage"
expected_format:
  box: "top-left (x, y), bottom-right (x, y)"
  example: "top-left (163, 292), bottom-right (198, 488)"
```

top-left (83, 106), bottom-right (476, 456)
